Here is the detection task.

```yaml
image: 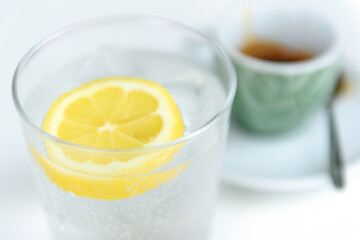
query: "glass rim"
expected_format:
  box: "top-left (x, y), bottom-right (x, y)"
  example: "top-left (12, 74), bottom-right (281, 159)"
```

top-left (12, 15), bottom-right (237, 153)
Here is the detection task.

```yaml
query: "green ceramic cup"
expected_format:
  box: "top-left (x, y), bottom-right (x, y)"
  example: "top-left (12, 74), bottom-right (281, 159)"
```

top-left (213, 4), bottom-right (343, 133)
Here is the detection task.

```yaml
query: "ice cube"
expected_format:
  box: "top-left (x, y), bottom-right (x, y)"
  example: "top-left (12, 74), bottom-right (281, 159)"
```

top-left (76, 47), bottom-right (139, 80)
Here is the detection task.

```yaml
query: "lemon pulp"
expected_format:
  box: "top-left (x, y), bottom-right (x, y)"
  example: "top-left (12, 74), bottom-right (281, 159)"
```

top-left (34, 77), bottom-right (185, 200)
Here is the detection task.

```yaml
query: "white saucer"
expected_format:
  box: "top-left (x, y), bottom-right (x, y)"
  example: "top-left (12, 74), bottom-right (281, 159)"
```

top-left (222, 62), bottom-right (360, 192)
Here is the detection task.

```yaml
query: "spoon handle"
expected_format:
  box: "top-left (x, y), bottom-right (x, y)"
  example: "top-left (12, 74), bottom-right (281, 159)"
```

top-left (329, 104), bottom-right (345, 189)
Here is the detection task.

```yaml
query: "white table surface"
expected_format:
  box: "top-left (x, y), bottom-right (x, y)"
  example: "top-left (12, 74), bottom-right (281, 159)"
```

top-left (2, 0), bottom-right (360, 239)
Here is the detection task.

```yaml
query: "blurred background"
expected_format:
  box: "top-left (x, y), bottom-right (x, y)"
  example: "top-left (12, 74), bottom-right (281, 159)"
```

top-left (2, 0), bottom-right (360, 239)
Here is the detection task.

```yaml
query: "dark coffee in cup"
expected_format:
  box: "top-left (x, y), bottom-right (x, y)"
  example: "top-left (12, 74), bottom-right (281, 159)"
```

top-left (240, 38), bottom-right (314, 62)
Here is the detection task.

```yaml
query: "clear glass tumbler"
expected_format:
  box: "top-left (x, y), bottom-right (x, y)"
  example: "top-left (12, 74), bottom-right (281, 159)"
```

top-left (12, 16), bottom-right (236, 240)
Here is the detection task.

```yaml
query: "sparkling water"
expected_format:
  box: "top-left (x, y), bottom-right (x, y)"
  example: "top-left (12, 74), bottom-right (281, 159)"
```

top-left (26, 50), bottom-right (229, 240)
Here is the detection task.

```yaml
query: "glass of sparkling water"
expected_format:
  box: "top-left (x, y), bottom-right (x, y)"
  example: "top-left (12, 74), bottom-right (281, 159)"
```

top-left (12, 16), bottom-right (236, 240)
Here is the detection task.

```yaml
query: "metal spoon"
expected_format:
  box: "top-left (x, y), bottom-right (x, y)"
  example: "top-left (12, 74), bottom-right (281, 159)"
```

top-left (328, 74), bottom-right (346, 189)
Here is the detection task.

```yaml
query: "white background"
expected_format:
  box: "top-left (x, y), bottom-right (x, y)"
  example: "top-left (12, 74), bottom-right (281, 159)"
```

top-left (2, 0), bottom-right (360, 239)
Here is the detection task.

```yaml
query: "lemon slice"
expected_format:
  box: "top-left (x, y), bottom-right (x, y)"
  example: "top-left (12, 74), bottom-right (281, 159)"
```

top-left (36, 77), bottom-right (185, 200)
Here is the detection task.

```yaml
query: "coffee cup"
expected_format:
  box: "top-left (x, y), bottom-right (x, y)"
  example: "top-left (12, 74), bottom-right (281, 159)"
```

top-left (212, 4), bottom-right (343, 133)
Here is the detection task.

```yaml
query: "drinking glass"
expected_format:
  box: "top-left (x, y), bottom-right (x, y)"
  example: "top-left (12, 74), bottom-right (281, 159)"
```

top-left (12, 16), bottom-right (236, 240)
